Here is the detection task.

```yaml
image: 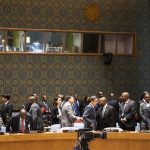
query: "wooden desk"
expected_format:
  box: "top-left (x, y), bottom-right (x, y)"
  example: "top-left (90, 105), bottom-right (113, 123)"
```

top-left (0, 132), bottom-right (77, 150)
top-left (0, 132), bottom-right (149, 150)
top-left (89, 132), bottom-right (150, 150)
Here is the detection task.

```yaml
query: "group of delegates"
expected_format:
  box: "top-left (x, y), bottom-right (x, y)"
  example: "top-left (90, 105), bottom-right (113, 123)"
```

top-left (0, 91), bottom-right (150, 133)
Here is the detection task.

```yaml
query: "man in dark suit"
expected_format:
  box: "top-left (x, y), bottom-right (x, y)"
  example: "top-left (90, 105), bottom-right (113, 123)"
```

top-left (97, 97), bottom-right (115, 130)
top-left (0, 94), bottom-right (13, 125)
top-left (82, 96), bottom-right (98, 130)
top-left (24, 95), bottom-right (33, 112)
top-left (119, 92), bottom-right (137, 131)
top-left (73, 94), bottom-right (83, 117)
top-left (108, 93), bottom-right (120, 123)
top-left (6, 109), bottom-right (33, 133)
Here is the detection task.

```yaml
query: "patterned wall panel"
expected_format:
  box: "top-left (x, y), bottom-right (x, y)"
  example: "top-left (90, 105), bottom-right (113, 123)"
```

top-left (0, 54), bottom-right (138, 109)
top-left (0, 0), bottom-right (149, 109)
top-left (0, 0), bottom-right (139, 31)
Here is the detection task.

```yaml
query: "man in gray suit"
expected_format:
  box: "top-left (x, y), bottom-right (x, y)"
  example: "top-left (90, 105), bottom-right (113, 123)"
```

top-left (119, 92), bottom-right (136, 131)
top-left (145, 106), bottom-right (150, 130)
top-left (61, 96), bottom-right (82, 127)
top-left (29, 96), bottom-right (44, 130)
top-left (82, 96), bottom-right (98, 130)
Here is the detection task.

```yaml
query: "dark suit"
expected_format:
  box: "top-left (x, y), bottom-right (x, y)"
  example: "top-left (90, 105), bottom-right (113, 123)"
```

top-left (24, 101), bottom-right (32, 112)
top-left (72, 100), bottom-right (83, 117)
top-left (119, 99), bottom-right (136, 130)
top-left (82, 103), bottom-right (97, 130)
top-left (6, 114), bottom-right (33, 133)
top-left (108, 99), bottom-right (119, 123)
top-left (51, 106), bottom-right (60, 125)
top-left (97, 104), bottom-right (115, 130)
top-left (0, 102), bottom-right (13, 125)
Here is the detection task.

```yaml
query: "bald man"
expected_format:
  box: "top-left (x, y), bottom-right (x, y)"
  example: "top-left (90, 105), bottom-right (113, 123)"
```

top-left (119, 92), bottom-right (136, 131)
top-left (6, 109), bottom-right (33, 133)
top-left (97, 97), bottom-right (115, 130)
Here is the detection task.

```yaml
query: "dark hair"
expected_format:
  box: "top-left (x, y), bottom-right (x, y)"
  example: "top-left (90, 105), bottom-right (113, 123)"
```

top-left (2, 94), bottom-right (10, 100)
top-left (84, 96), bottom-right (90, 102)
top-left (140, 91), bottom-right (149, 100)
top-left (58, 94), bottom-right (65, 101)
top-left (65, 96), bottom-right (73, 102)
top-left (53, 97), bottom-right (60, 106)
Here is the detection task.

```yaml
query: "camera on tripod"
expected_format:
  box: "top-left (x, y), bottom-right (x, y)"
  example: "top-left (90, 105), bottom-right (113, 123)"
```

top-left (74, 129), bottom-right (107, 150)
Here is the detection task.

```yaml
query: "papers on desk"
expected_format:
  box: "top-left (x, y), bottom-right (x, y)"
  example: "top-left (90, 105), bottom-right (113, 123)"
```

top-left (58, 123), bottom-right (85, 132)
top-left (73, 123), bottom-right (84, 129)
top-left (58, 127), bottom-right (78, 132)
top-left (104, 127), bottom-right (123, 132)
top-left (0, 126), bottom-right (6, 134)
top-left (51, 124), bottom-right (61, 132)
top-left (50, 123), bottom-right (84, 132)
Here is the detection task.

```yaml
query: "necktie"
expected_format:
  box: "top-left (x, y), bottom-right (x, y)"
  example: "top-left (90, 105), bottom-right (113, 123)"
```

top-left (122, 102), bottom-right (127, 116)
top-left (102, 107), bottom-right (105, 118)
top-left (21, 118), bottom-right (25, 133)
top-left (124, 102), bottom-right (127, 110)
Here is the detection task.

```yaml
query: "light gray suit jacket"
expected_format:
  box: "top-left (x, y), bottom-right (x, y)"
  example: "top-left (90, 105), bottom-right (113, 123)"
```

top-left (61, 102), bottom-right (78, 127)
top-left (140, 102), bottom-right (150, 129)
top-left (145, 106), bottom-right (150, 128)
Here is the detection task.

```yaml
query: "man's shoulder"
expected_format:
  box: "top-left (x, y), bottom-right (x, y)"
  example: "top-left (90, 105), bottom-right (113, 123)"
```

top-left (107, 104), bottom-right (114, 109)
top-left (6, 102), bottom-right (13, 106)
top-left (62, 102), bottom-right (70, 109)
top-left (129, 99), bottom-right (136, 104)
top-left (12, 114), bottom-right (20, 121)
top-left (85, 103), bottom-right (93, 109)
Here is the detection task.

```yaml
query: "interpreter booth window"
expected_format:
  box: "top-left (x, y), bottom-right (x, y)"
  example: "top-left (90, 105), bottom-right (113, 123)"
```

top-left (45, 32), bottom-right (63, 52)
top-left (101, 33), bottom-right (134, 55)
top-left (63, 33), bottom-right (82, 53)
top-left (0, 31), bottom-right (5, 51)
top-left (117, 34), bottom-right (133, 55)
top-left (0, 30), bottom-right (25, 52)
top-left (102, 34), bottom-right (117, 54)
top-left (82, 33), bottom-right (99, 53)
top-left (26, 31), bottom-right (44, 52)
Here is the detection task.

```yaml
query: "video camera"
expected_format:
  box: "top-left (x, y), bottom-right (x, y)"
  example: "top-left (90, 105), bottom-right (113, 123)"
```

top-left (74, 129), bottom-right (107, 150)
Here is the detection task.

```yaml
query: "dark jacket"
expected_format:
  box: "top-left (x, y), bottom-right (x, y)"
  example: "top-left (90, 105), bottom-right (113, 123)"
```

top-left (51, 106), bottom-right (60, 125)
top-left (82, 103), bottom-right (97, 130)
top-left (6, 114), bottom-right (33, 133)
top-left (97, 104), bottom-right (115, 130)
top-left (0, 102), bottom-right (13, 125)
top-left (119, 99), bottom-right (136, 128)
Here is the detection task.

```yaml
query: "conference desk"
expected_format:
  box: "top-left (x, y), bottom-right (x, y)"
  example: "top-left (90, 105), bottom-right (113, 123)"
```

top-left (0, 132), bottom-right (77, 150)
top-left (89, 132), bottom-right (150, 150)
top-left (0, 132), bottom-right (149, 150)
